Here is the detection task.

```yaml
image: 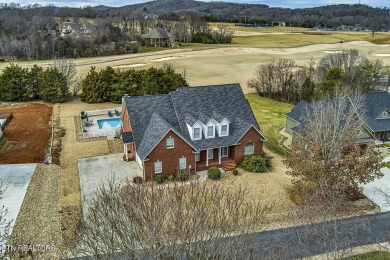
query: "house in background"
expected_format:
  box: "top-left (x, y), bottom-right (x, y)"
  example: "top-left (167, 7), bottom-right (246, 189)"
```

top-left (141, 28), bottom-right (173, 47)
top-left (60, 22), bottom-right (95, 36)
top-left (285, 92), bottom-right (390, 145)
top-left (121, 84), bottom-right (267, 181)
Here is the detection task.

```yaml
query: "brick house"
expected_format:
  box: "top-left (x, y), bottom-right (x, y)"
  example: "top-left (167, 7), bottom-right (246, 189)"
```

top-left (121, 84), bottom-right (267, 180)
top-left (141, 28), bottom-right (173, 47)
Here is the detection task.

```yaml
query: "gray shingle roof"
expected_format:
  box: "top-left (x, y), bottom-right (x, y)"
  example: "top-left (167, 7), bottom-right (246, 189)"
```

top-left (285, 100), bottom-right (310, 124)
top-left (141, 28), bottom-right (171, 39)
top-left (122, 131), bottom-right (134, 144)
top-left (136, 113), bottom-right (172, 160)
top-left (286, 92), bottom-right (390, 133)
top-left (124, 84), bottom-right (266, 160)
top-left (361, 92), bottom-right (390, 131)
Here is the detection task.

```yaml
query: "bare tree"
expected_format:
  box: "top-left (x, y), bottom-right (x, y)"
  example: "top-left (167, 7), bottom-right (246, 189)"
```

top-left (50, 59), bottom-right (77, 93)
top-left (70, 178), bottom-right (272, 259)
top-left (285, 92), bottom-right (383, 199)
top-left (248, 59), bottom-right (302, 102)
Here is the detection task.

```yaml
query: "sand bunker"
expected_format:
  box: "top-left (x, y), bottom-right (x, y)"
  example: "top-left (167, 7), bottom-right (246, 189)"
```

top-left (150, 56), bottom-right (179, 62)
top-left (113, 64), bottom-right (145, 68)
top-left (372, 54), bottom-right (390, 57)
top-left (324, 50), bottom-right (344, 54)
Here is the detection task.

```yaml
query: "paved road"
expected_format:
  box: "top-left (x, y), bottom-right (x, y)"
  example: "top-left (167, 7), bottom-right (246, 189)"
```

top-left (249, 211), bottom-right (390, 259)
top-left (70, 212), bottom-right (390, 259)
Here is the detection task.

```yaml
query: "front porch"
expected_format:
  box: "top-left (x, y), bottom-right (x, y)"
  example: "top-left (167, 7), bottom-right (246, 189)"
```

top-left (197, 157), bottom-right (237, 171)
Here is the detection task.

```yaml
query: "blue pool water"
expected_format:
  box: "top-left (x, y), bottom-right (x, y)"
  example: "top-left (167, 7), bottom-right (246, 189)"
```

top-left (97, 118), bottom-right (122, 129)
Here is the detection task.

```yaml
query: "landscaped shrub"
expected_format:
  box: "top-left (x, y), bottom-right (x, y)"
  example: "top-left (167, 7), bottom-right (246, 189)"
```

top-left (241, 155), bottom-right (267, 172)
top-left (262, 151), bottom-right (273, 168)
top-left (207, 167), bottom-right (221, 180)
top-left (133, 176), bottom-right (143, 184)
top-left (167, 174), bottom-right (175, 181)
top-left (176, 169), bottom-right (188, 181)
top-left (232, 169), bottom-right (239, 176)
top-left (155, 174), bottom-right (165, 184)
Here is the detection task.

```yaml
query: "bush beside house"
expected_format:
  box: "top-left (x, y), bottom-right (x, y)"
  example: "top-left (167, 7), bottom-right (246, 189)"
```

top-left (241, 153), bottom-right (273, 172)
top-left (207, 167), bottom-right (221, 180)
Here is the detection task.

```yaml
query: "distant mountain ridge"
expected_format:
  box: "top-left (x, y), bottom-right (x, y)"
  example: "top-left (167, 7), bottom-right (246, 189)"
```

top-left (87, 0), bottom-right (389, 29)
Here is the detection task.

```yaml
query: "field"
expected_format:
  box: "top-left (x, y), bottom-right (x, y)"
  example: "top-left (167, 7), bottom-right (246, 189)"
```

top-left (0, 103), bottom-right (52, 164)
top-left (1, 27), bottom-right (390, 94)
top-left (246, 94), bottom-right (294, 155)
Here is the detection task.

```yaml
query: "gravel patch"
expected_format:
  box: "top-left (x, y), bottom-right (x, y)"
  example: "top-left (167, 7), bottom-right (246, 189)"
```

top-left (8, 163), bottom-right (62, 259)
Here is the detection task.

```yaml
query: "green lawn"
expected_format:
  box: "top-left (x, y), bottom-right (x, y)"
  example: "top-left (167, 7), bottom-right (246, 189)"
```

top-left (344, 251), bottom-right (390, 259)
top-left (246, 94), bottom-right (294, 155)
top-left (384, 162), bottom-right (390, 169)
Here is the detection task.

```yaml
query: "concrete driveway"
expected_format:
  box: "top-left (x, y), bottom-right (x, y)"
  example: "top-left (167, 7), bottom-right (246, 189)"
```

top-left (362, 156), bottom-right (390, 212)
top-left (0, 163), bottom-right (36, 242)
top-left (78, 154), bottom-right (142, 215)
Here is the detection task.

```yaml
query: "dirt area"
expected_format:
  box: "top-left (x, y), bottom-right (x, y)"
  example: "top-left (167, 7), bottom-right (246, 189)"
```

top-left (8, 163), bottom-right (62, 259)
top-left (53, 98), bottom-right (119, 247)
top-left (0, 103), bottom-right (52, 164)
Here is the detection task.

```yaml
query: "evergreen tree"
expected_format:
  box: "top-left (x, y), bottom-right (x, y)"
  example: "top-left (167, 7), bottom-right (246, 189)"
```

top-left (39, 67), bottom-right (69, 103)
top-left (26, 64), bottom-right (43, 99)
top-left (0, 64), bottom-right (29, 101)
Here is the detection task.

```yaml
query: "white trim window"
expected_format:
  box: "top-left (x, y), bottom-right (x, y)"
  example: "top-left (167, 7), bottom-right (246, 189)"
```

top-left (208, 148), bottom-right (213, 159)
top-left (166, 137), bottom-right (174, 149)
top-left (221, 125), bottom-right (228, 136)
top-left (207, 126), bottom-right (215, 138)
top-left (195, 153), bottom-right (200, 161)
top-left (154, 161), bottom-right (162, 174)
top-left (179, 157), bottom-right (186, 169)
top-left (383, 111), bottom-right (389, 118)
top-left (221, 146), bottom-right (228, 157)
top-left (193, 127), bottom-right (201, 140)
top-left (244, 142), bottom-right (254, 155)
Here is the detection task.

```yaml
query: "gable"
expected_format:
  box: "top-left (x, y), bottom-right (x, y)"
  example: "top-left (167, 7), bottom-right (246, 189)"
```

top-left (147, 130), bottom-right (194, 159)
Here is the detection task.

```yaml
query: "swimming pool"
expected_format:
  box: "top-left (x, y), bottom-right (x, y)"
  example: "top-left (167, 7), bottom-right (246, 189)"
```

top-left (97, 118), bottom-right (122, 129)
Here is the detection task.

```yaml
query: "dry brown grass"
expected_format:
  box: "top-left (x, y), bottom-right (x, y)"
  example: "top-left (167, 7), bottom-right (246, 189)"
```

top-left (54, 98), bottom-right (119, 246)
top-left (218, 148), bottom-right (294, 214)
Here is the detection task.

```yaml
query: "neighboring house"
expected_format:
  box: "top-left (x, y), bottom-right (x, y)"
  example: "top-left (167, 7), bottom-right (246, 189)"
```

top-left (121, 84), bottom-right (267, 181)
top-left (47, 23), bottom-right (59, 35)
top-left (141, 28), bottom-right (173, 47)
top-left (61, 22), bottom-right (81, 35)
top-left (285, 92), bottom-right (390, 145)
top-left (80, 23), bottom-right (95, 35)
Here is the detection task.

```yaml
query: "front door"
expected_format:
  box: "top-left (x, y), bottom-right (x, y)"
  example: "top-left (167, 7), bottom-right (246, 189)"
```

top-left (207, 148), bottom-right (213, 159)
top-left (221, 146), bottom-right (228, 158)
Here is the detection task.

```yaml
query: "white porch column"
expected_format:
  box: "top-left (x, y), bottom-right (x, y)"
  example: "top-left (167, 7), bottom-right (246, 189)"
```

top-left (125, 145), bottom-right (129, 161)
top-left (218, 147), bottom-right (221, 164)
top-left (206, 150), bottom-right (209, 167)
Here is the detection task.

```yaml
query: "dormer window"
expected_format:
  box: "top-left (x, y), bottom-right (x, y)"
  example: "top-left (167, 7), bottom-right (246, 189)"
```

top-left (221, 125), bottom-right (228, 136)
top-left (382, 111), bottom-right (388, 118)
top-left (207, 125), bottom-right (215, 138)
top-left (193, 127), bottom-right (201, 140)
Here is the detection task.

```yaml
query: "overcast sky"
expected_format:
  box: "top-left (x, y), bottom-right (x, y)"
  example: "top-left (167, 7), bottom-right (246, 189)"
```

top-left (4, 0), bottom-right (389, 9)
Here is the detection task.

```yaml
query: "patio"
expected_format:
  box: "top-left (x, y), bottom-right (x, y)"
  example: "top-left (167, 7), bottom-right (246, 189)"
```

top-left (75, 108), bottom-right (122, 141)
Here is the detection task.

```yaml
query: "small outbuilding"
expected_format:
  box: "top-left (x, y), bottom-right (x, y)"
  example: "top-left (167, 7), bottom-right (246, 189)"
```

top-left (141, 28), bottom-right (173, 47)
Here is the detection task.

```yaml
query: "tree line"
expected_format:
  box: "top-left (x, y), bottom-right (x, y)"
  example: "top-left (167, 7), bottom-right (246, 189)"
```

top-left (0, 63), bottom-right (70, 103)
top-left (0, 62), bottom-right (188, 104)
top-left (248, 49), bottom-right (389, 103)
top-left (80, 64), bottom-right (188, 103)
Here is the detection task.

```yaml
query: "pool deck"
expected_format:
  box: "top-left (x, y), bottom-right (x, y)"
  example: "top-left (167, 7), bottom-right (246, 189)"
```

top-left (82, 114), bottom-right (121, 137)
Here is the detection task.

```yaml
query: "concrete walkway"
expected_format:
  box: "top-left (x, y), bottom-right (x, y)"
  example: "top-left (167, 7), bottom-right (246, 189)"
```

top-left (78, 154), bottom-right (142, 215)
top-left (0, 163), bottom-right (36, 242)
top-left (362, 156), bottom-right (390, 212)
